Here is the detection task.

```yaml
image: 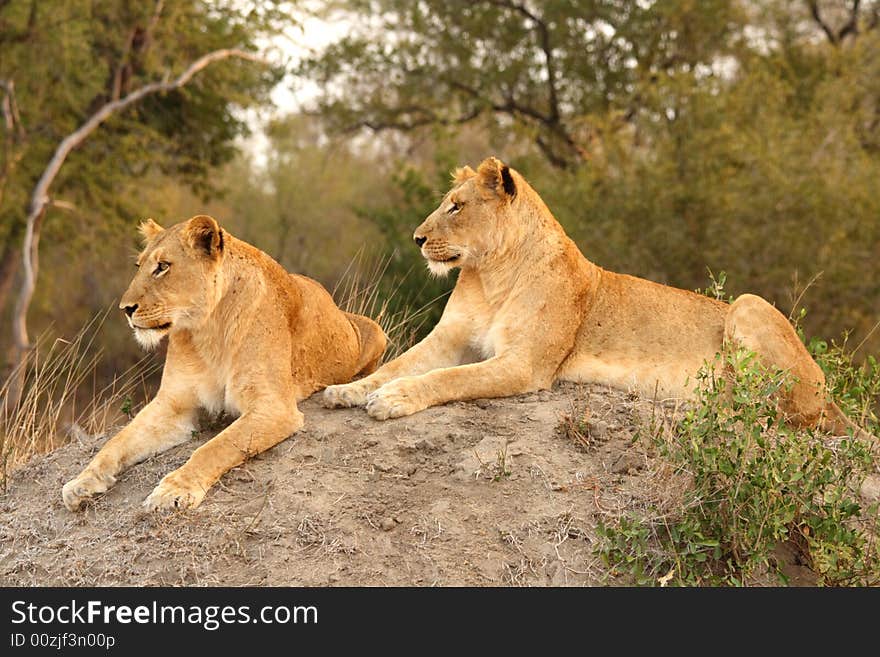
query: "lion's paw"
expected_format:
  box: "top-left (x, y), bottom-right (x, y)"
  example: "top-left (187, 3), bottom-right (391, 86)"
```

top-left (366, 380), bottom-right (426, 420)
top-left (62, 469), bottom-right (116, 512)
top-left (143, 471), bottom-right (207, 512)
top-left (323, 382), bottom-right (370, 408)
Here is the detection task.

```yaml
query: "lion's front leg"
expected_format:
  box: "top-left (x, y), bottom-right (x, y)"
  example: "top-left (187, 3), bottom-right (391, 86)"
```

top-left (143, 404), bottom-right (303, 511)
top-left (365, 355), bottom-right (536, 420)
top-left (62, 397), bottom-right (197, 512)
top-left (323, 326), bottom-right (468, 408)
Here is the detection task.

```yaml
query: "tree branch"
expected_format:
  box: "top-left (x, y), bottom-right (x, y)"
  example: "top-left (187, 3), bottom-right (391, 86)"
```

top-left (448, 79), bottom-right (548, 122)
top-left (808, 0), bottom-right (840, 43)
top-left (146, 0), bottom-right (165, 45)
top-left (0, 79), bottom-right (26, 208)
top-left (839, 0), bottom-right (862, 40)
top-left (11, 48), bottom-right (268, 357)
top-left (331, 104), bottom-right (482, 133)
top-left (449, 79), bottom-right (580, 168)
top-left (110, 27), bottom-right (139, 102)
top-left (807, 0), bottom-right (862, 45)
top-left (485, 0), bottom-right (562, 124)
top-left (109, 0), bottom-right (166, 102)
top-left (0, 0), bottom-right (38, 45)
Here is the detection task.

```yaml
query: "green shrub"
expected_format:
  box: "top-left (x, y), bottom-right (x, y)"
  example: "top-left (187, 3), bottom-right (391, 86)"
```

top-left (597, 346), bottom-right (879, 586)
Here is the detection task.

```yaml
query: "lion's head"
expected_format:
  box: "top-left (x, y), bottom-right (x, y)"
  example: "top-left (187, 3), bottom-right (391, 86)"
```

top-left (120, 214), bottom-right (226, 350)
top-left (413, 156), bottom-right (524, 277)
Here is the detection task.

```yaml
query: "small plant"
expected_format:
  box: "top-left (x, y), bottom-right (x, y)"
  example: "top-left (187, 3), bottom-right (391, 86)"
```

top-left (493, 446), bottom-right (512, 482)
top-left (695, 268), bottom-right (733, 303)
top-left (472, 444), bottom-right (513, 482)
top-left (332, 250), bottom-right (444, 361)
top-left (556, 398), bottom-right (597, 452)
top-left (597, 345), bottom-right (880, 586)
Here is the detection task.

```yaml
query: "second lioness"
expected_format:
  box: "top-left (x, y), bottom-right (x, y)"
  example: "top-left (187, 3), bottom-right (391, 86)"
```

top-left (324, 156), bottom-right (865, 438)
top-left (63, 215), bottom-right (386, 512)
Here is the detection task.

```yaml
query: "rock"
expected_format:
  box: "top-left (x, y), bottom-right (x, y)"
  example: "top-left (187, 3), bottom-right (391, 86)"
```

top-left (380, 517), bottom-right (396, 531)
top-left (589, 420), bottom-right (610, 441)
top-left (611, 453), bottom-right (643, 474)
top-left (372, 458), bottom-right (396, 473)
top-left (397, 437), bottom-right (443, 454)
top-left (860, 474), bottom-right (880, 503)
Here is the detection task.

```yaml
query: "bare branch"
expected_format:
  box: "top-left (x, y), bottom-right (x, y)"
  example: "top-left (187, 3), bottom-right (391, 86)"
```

top-left (807, 0), bottom-right (862, 45)
top-left (485, 0), bottom-right (562, 123)
top-left (449, 79), bottom-right (547, 122)
top-left (870, 4), bottom-right (880, 30)
top-left (110, 28), bottom-right (138, 101)
top-left (839, 0), bottom-right (862, 40)
top-left (330, 105), bottom-right (482, 133)
top-left (0, 79), bottom-right (24, 139)
top-left (535, 134), bottom-right (572, 169)
top-left (808, 0), bottom-right (840, 43)
top-left (11, 48), bottom-right (269, 356)
top-left (49, 199), bottom-right (77, 213)
top-left (0, 0), bottom-right (38, 45)
top-left (1, 82), bottom-right (14, 136)
top-left (146, 0), bottom-right (166, 43)
top-left (1, 79), bottom-right (26, 208)
top-left (449, 78), bottom-right (580, 167)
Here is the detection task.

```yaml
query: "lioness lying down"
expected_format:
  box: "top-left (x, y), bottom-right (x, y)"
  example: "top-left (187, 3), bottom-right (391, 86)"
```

top-left (63, 215), bottom-right (386, 511)
top-left (324, 157), bottom-right (870, 441)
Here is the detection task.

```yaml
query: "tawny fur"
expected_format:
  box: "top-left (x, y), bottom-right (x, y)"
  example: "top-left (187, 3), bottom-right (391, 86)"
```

top-left (62, 215), bottom-right (386, 512)
top-left (323, 157), bottom-right (870, 442)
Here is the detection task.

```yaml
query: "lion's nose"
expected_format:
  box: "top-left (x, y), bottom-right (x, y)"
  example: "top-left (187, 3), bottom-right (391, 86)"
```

top-left (414, 235), bottom-right (427, 247)
top-left (122, 304), bottom-right (138, 318)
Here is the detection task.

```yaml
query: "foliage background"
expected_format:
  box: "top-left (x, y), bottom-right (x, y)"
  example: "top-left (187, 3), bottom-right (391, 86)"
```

top-left (2, 0), bottom-right (879, 387)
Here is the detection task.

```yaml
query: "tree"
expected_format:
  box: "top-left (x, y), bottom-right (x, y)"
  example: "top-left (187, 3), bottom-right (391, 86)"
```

top-left (12, 47), bottom-right (269, 367)
top-left (805, 0), bottom-right (879, 45)
top-left (293, 0), bottom-right (880, 355)
top-left (0, 0), bottom-right (286, 378)
top-left (297, 0), bottom-right (744, 169)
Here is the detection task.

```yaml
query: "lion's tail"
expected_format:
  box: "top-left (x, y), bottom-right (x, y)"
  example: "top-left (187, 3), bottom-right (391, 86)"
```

top-left (822, 402), bottom-right (880, 503)
top-left (345, 312), bottom-right (387, 377)
top-left (820, 401), bottom-right (878, 445)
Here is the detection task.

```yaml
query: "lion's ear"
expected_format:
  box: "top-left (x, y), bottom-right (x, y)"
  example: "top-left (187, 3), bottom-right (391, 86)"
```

top-left (476, 156), bottom-right (516, 199)
top-left (137, 218), bottom-right (164, 243)
top-left (451, 165), bottom-right (477, 186)
top-left (185, 214), bottom-right (224, 259)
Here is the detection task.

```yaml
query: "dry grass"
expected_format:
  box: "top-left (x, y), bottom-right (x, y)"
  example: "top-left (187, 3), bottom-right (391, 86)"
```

top-left (296, 514), bottom-right (358, 556)
top-left (0, 309), bottom-right (159, 488)
top-left (332, 250), bottom-right (444, 360)
top-left (555, 391), bottom-right (600, 452)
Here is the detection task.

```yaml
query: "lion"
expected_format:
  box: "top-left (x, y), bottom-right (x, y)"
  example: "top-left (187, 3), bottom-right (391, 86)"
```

top-left (323, 156), bottom-right (872, 444)
top-left (62, 214), bottom-right (386, 512)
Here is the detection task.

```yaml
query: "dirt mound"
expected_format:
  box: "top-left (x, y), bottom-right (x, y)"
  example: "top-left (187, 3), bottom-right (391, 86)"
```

top-left (1, 383), bottom-right (672, 586)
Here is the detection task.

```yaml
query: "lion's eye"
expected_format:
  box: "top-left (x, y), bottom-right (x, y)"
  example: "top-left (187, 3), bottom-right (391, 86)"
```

top-left (153, 261), bottom-right (170, 277)
top-left (448, 201), bottom-right (461, 215)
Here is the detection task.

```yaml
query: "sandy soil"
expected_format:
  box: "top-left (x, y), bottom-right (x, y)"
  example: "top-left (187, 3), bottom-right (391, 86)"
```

top-left (0, 383), bottom-right (804, 586)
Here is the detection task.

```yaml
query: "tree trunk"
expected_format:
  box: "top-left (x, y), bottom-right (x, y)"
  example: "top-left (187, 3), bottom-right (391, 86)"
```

top-left (5, 48), bottom-right (267, 407)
